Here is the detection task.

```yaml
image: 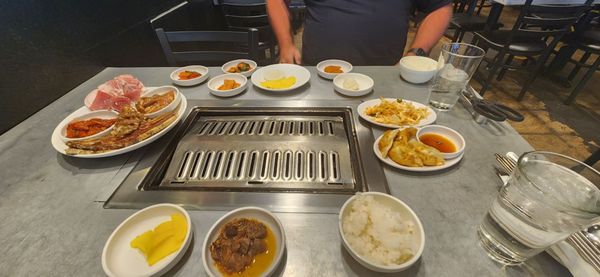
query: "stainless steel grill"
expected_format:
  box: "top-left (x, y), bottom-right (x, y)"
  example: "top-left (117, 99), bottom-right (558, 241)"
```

top-left (105, 100), bottom-right (388, 213)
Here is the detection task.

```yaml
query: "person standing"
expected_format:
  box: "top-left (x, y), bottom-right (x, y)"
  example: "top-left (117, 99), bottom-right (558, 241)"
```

top-left (266, 0), bottom-right (453, 65)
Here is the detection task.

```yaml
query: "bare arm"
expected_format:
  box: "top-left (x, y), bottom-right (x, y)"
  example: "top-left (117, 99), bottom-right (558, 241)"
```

top-left (266, 0), bottom-right (301, 64)
top-left (407, 4), bottom-right (453, 56)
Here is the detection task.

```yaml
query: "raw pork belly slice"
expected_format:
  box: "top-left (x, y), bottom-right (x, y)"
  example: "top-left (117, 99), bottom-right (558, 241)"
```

top-left (85, 75), bottom-right (145, 111)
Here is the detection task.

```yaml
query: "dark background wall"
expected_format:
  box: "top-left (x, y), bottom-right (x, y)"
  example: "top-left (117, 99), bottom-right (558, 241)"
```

top-left (0, 0), bottom-right (227, 134)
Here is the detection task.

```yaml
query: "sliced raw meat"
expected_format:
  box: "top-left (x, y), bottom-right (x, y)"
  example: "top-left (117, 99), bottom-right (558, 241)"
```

top-left (110, 96), bottom-right (132, 112)
top-left (88, 90), bottom-right (116, 111)
top-left (85, 75), bottom-right (144, 111)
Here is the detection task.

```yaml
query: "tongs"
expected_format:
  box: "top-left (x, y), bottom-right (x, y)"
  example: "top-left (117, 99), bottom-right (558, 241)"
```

top-left (471, 98), bottom-right (524, 122)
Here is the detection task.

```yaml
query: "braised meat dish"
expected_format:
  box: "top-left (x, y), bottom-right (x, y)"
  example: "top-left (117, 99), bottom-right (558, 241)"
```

top-left (136, 90), bottom-right (175, 114)
top-left (210, 218), bottom-right (269, 274)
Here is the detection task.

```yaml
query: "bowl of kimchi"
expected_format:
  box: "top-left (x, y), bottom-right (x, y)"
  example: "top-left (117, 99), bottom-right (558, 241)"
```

top-left (60, 110), bottom-right (119, 142)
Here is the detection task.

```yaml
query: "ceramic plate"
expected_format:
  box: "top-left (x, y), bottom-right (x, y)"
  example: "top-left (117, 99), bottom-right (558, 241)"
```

top-left (51, 90), bottom-right (187, 158)
top-left (251, 64), bottom-right (310, 92)
top-left (102, 204), bottom-right (193, 277)
top-left (357, 98), bottom-right (436, 128)
top-left (373, 133), bottom-right (463, 172)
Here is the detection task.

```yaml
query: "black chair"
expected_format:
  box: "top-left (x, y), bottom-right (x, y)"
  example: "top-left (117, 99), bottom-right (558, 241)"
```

top-left (472, 0), bottom-right (594, 100)
top-left (559, 10), bottom-right (600, 105)
top-left (218, 1), bottom-right (277, 64)
top-left (584, 149), bottom-right (600, 166)
top-left (155, 28), bottom-right (260, 66)
top-left (449, 0), bottom-right (503, 42)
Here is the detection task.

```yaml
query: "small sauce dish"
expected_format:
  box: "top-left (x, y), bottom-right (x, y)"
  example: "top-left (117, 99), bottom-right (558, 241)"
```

top-left (137, 86), bottom-right (181, 118)
top-left (398, 56), bottom-right (438, 84)
top-left (221, 59), bottom-right (257, 77)
top-left (317, 59), bottom-right (353, 80)
top-left (170, 65), bottom-right (209, 86)
top-left (60, 110), bottom-right (118, 142)
top-left (417, 125), bottom-right (465, 159)
top-left (208, 73), bottom-right (248, 97)
top-left (333, 73), bottom-right (374, 97)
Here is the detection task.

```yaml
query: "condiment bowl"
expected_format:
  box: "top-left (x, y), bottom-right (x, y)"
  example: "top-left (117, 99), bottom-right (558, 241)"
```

top-left (60, 110), bottom-right (118, 142)
top-left (138, 86), bottom-right (182, 118)
top-left (417, 125), bottom-right (465, 159)
top-left (398, 56), bottom-right (438, 84)
top-left (208, 73), bottom-right (248, 97)
top-left (316, 59), bottom-right (353, 80)
top-left (333, 73), bottom-right (374, 97)
top-left (221, 59), bottom-right (257, 77)
top-left (170, 65), bottom-right (209, 86)
top-left (202, 207), bottom-right (286, 277)
top-left (339, 192), bottom-right (425, 273)
top-left (102, 203), bottom-right (193, 277)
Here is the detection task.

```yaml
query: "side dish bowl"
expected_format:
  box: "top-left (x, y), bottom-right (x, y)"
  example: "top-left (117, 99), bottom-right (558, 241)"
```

top-left (339, 192), bottom-right (425, 273)
top-left (170, 65), bottom-right (209, 86)
top-left (221, 59), bottom-right (257, 77)
top-left (60, 110), bottom-right (118, 142)
top-left (138, 86), bottom-right (182, 118)
top-left (102, 203), bottom-right (193, 277)
top-left (398, 56), bottom-right (438, 84)
top-left (333, 73), bottom-right (374, 97)
top-left (316, 59), bottom-right (353, 80)
top-left (202, 207), bottom-right (286, 277)
top-left (417, 125), bottom-right (465, 159)
top-left (208, 73), bottom-right (248, 97)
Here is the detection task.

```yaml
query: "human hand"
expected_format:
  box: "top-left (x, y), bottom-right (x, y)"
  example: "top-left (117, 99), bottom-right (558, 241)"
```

top-left (279, 45), bottom-right (302, 64)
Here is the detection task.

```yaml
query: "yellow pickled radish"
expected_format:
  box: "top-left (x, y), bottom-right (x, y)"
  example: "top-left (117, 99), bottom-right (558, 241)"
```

top-left (130, 213), bottom-right (187, 266)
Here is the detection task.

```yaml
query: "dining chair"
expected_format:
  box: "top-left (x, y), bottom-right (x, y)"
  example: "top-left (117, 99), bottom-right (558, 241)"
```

top-left (471, 0), bottom-right (594, 100)
top-left (155, 28), bottom-right (260, 66)
top-left (584, 149), bottom-right (600, 167)
top-left (218, 1), bottom-right (277, 64)
top-left (449, 0), bottom-right (503, 43)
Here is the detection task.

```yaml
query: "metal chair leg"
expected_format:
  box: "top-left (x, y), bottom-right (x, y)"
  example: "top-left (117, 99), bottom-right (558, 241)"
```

top-left (481, 54), bottom-right (504, 95)
top-left (496, 55), bottom-right (514, 81)
top-left (567, 51), bottom-right (591, 82)
top-left (565, 55), bottom-right (600, 105)
top-left (517, 59), bottom-right (544, 101)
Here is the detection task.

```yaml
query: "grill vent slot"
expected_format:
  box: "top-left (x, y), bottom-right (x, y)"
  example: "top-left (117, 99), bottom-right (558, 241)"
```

top-left (196, 120), bottom-right (339, 136)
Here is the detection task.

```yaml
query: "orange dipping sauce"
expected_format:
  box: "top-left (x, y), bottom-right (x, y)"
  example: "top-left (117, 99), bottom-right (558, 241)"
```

top-left (419, 133), bottom-right (457, 153)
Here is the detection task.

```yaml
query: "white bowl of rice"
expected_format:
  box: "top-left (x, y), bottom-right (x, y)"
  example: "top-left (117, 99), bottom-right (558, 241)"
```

top-left (339, 192), bottom-right (425, 272)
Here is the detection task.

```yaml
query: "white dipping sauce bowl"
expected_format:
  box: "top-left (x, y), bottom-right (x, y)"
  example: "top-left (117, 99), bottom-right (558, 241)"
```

top-left (316, 59), bottom-right (353, 80)
top-left (170, 65), bottom-right (209, 86)
top-left (138, 86), bottom-right (182, 118)
top-left (417, 124), bottom-right (466, 159)
top-left (208, 73), bottom-right (248, 97)
top-left (333, 73), bottom-right (374, 97)
top-left (398, 56), bottom-right (438, 84)
top-left (221, 59), bottom-right (257, 77)
top-left (60, 110), bottom-right (118, 142)
top-left (339, 192), bottom-right (425, 273)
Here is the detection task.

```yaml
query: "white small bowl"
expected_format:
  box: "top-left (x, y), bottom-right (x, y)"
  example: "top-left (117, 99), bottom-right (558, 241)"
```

top-left (316, 59), bottom-right (353, 80)
top-left (398, 56), bottom-right (438, 84)
top-left (170, 65), bottom-right (209, 86)
top-left (102, 204), bottom-right (193, 277)
top-left (339, 192), bottom-right (425, 273)
top-left (417, 125), bottom-right (466, 159)
top-left (138, 86), bottom-right (181, 118)
top-left (202, 207), bottom-right (286, 277)
top-left (208, 73), bottom-right (248, 97)
top-left (60, 110), bottom-right (118, 142)
top-left (333, 73), bottom-right (374, 97)
top-left (221, 59), bottom-right (257, 77)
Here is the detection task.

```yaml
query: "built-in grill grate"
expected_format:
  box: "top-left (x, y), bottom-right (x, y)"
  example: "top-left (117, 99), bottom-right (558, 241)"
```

top-left (158, 114), bottom-right (356, 192)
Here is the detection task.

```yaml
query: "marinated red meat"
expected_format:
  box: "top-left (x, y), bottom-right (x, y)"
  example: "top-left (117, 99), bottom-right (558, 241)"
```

top-left (210, 218), bottom-right (269, 274)
top-left (86, 75), bottom-right (144, 111)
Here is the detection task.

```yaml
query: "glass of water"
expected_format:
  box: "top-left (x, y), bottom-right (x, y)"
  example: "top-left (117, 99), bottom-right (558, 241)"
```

top-left (429, 43), bottom-right (485, 110)
top-left (478, 151), bottom-right (600, 265)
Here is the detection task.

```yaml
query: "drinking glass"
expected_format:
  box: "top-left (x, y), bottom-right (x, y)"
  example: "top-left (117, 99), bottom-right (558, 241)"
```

top-left (428, 43), bottom-right (485, 110)
top-left (478, 151), bottom-right (600, 265)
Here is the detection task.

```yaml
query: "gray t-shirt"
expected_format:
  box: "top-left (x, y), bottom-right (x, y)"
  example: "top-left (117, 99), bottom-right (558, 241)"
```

top-left (301, 0), bottom-right (452, 65)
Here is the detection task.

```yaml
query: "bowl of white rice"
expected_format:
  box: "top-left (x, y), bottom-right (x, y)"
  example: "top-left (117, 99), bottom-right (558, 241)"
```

top-left (339, 192), bottom-right (425, 272)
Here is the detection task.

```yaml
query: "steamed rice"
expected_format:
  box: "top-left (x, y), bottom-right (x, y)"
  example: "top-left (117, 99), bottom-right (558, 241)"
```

top-left (342, 194), bottom-right (415, 266)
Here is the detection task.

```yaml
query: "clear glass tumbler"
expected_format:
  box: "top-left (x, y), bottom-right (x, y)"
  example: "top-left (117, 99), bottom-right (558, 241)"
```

top-left (478, 151), bottom-right (600, 265)
top-left (428, 43), bottom-right (485, 110)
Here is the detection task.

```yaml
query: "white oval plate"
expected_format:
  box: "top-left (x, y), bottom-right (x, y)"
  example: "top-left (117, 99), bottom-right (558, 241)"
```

top-left (357, 98), bottom-right (436, 128)
top-left (102, 204), bottom-right (193, 277)
top-left (51, 91), bottom-right (188, 158)
top-left (202, 207), bottom-right (286, 277)
top-left (251, 64), bottom-right (310, 92)
top-left (373, 133), bottom-right (463, 172)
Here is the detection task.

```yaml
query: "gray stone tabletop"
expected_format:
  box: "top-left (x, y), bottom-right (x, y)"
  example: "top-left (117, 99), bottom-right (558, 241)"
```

top-left (0, 67), bottom-right (570, 276)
